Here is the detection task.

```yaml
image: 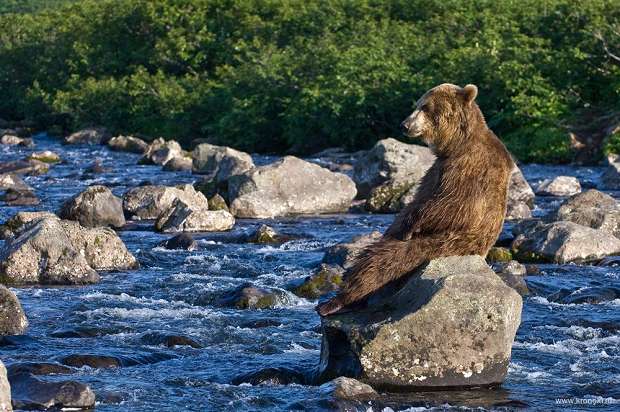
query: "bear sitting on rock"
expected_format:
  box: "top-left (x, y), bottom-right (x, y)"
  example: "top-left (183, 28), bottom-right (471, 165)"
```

top-left (318, 83), bottom-right (514, 316)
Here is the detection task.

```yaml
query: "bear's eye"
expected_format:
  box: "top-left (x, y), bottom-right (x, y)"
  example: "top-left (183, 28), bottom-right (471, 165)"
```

top-left (420, 104), bottom-right (429, 112)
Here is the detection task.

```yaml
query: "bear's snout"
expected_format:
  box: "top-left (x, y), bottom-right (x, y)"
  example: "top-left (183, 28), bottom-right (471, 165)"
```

top-left (400, 119), bottom-right (410, 134)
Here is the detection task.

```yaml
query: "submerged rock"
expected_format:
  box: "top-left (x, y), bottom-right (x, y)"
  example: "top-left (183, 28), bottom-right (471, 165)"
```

top-left (0, 212), bottom-right (57, 240)
top-left (0, 160), bottom-right (49, 176)
top-left (9, 373), bottom-right (95, 410)
top-left (6, 363), bottom-right (72, 377)
top-left (0, 362), bottom-right (10, 412)
top-left (64, 127), bottom-right (109, 145)
top-left (59, 185), bottom-right (125, 228)
top-left (123, 184), bottom-right (209, 220)
top-left (247, 224), bottom-right (288, 244)
top-left (322, 231), bottom-right (382, 270)
top-left (0, 188), bottom-right (39, 206)
top-left (548, 287), bottom-right (620, 305)
top-left (492, 261), bottom-right (529, 296)
top-left (0, 286), bottom-right (28, 335)
top-left (83, 159), bottom-right (111, 174)
top-left (536, 176), bottom-right (581, 196)
top-left (26, 151), bottom-right (60, 164)
top-left (107, 135), bottom-right (148, 154)
top-left (555, 189), bottom-right (620, 238)
top-left (218, 283), bottom-right (289, 309)
top-left (511, 221), bottom-right (620, 263)
top-left (317, 255), bottom-right (522, 389)
top-left (155, 200), bottom-right (235, 232)
top-left (232, 367), bottom-right (306, 385)
top-left (228, 156), bottom-right (357, 218)
top-left (140, 332), bottom-right (202, 348)
top-left (139, 138), bottom-right (183, 166)
top-left (352, 138), bottom-right (435, 200)
top-left (158, 233), bottom-right (198, 251)
top-left (192, 143), bottom-right (254, 183)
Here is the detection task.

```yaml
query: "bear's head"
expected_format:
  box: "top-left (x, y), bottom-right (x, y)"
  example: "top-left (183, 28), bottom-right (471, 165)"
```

top-left (400, 83), bottom-right (482, 155)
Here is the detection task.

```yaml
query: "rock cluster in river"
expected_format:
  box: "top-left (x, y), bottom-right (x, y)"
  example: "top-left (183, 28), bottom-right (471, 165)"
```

top-left (63, 127), bottom-right (110, 145)
top-left (317, 255), bottom-right (522, 389)
top-left (123, 184), bottom-right (208, 220)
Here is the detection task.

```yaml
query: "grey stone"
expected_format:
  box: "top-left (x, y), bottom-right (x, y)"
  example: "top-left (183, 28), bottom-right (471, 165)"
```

top-left (26, 151), bottom-right (60, 163)
top-left (107, 135), bottom-right (148, 153)
top-left (163, 156), bottom-right (193, 171)
top-left (64, 127), bottom-right (109, 145)
top-left (123, 184), bottom-right (209, 220)
top-left (192, 143), bottom-right (254, 183)
top-left (352, 138), bottom-right (435, 199)
top-left (0, 212), bottom-right (57, 240)
top-left (555, 189), bottom-right (620, 238)
top-left (601, 154), bottom-right (620, 189)
top-left (0, 362), bottom-right (10, 412)
top-left (9, 373), bottom-right (95, 410)
top-left (0, 286), bottom-right (28, 335)
top-left (536, 176), bottom-right (581, 196)
top-left (139, 138), bottom-right (183, 165)
top-left (155, 200), bottom-right (235, 233)
top-left (0, 160), bottom-right (49, 176)
top-left (229, 156), bottom-right (356, 218)
top-left (59, 185), bottom-right (125, 228)
top-left (511, 221), bottom-right (620, 263)
top-left (317, 256), bottom-right (522, 389)
top-left (319, 377), bottom-right (377, 400)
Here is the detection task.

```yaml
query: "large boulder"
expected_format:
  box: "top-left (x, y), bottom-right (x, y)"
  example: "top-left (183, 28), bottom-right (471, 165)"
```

top-left (322, 231), bottom-right (382, 270)
top-left (352, 138), bottom-right (435, 199)
top-left (536, 176), bottom-right (581, 196)
top-left (139, 138), bottom-right (183, 165)
top-left (59, 185), bottom-right (125, 228)
top-left (63, 127), bottom-right (109, 145)
top-left (60, 220), bottom-right (138, 270)
top-left (0, 212), bottom-right (57, 240)
top-left (506, 166), bottom-right (534, 219)
top-left (511, 221), bottom-right (620, 263)
top-left (317, 256), bottom-right (522, 389)
top-left (229, 156), bottom-right (357, 218)
top-left (0, 217), bottom-right (137, 285)
top-left (155, 200), bottom-right (235, 232)
top-left (192, 143), bottom-right (254, 183)
top-left (0, 362), bottom-right (10, 412)
top-left (0, 286), bottom-right (28, 335)
top-left (107, 135), bottom-right (148, 154)
top-left (601, 154), bottom-right (620, 189)
top-left (123, 184), bottom-right (209, 220)
top-left (0, 217), bottom-right (99, 285)
top-left (555, 189), bottom-right (620, 238)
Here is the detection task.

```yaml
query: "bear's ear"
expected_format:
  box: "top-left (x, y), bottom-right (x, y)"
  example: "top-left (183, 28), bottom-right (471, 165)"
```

top-left (462, 84), bottom-right (478, 105)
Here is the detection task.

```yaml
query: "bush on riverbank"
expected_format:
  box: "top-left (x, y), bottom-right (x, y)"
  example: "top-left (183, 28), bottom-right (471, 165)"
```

top-left (0, 0), bottom-right (618, 162)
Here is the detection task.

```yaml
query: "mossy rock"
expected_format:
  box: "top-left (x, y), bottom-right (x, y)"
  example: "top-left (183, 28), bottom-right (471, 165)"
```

top-left (208, 194), bottom-right (229, 212)
top-left (365, 180), bottom-right (414, 213)
top-left (486, 247), bottom-right (513, 263)
top-left (292, 264), bottom-right (343, 299)
top-left (219, 283), bottom-right (285, 309)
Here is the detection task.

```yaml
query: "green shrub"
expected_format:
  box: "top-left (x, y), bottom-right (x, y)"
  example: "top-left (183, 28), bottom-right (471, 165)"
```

top-left (0, 0), bottom-right (618, 162)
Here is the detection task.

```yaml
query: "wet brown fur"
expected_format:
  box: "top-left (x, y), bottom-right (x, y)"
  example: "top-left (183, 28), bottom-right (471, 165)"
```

top-left (317, 84), bottom-right (514, 316)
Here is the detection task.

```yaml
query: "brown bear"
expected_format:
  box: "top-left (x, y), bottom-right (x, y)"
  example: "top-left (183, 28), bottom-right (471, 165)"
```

top-left (317, 83), bottom-right (514, 316)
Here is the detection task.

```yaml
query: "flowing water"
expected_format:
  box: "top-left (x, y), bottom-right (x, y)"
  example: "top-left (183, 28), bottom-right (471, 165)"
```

top-left (0, 135), bottom-right (619, 411)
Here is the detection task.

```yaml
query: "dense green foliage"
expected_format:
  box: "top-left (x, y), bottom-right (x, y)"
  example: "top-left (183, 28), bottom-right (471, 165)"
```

top-left (0, 0), bottom-right (618, 161)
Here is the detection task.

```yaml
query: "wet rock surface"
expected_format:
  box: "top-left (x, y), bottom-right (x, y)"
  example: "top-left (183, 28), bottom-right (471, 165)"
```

top-left (0, 286), bottom-right (28, 336)
top-left (317, 256), bottom-right (522, 389)
top-left (59, 185), bottom-right (126, 228)
top-left (8, 372), bottom-right (95, 410)
top-left (123, 184), bottom-right (208, 220)
top-left (511, 220), bottom-right (620, 263)
top-left (322, 231), bottom-right (381, 269)
top-left (228, 156), bottom-right (357, 218)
